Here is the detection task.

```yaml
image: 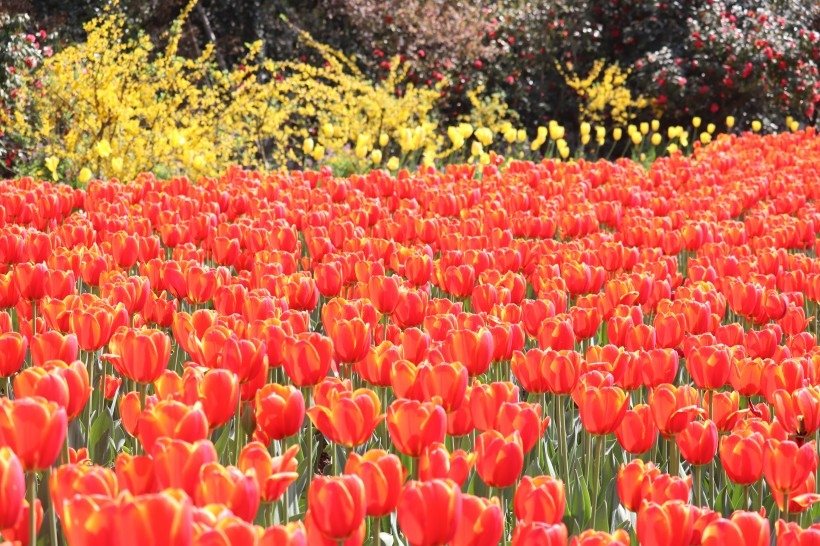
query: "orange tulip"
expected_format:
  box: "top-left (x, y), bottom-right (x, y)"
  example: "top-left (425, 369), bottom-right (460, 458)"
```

top-left (387, 399), bottom-right (447, 457)
top-left (238, 442), bottom-right (299, 503)
top-left (307, 474), bottom-right (366, 541)
top-left (676, 419), bottom-right (718, 466)
top-left (344, 449), bottom-right (406, 517)
top-left (636, 501), bottom-right (695, 546)
top-left (282, 332), bottom-right (333, 387)
top-left (418, 443), bottom-right (476, 487)
top-left (444, 328), bottom-right (494, 376)
top-left (107, 326), bottom-right (171, 384)
top-left (152, 438), bottom-right (218, 498)
top-left (183, 367), bottom-right (239, 429)
top-left (254, 383), bottom-right (305, 441)
top-left (537, 316), bottom-right (576, 351)
top-left (69, 302), bottom-right (128, 352)
top-left (719, 429), bottom-right (764, 485)
top-left (617, 459), bottom-right (661, 512)
top-left (762, 439), bottom-right (818, 496)
top-left (137, 399), bottom-right (209, 453)
top-left (686, 344), bottom-right (732, 390)
top-left (29, 330), bottom-right (78, 366)
top-left (641, 473), bottom-right (692, 504)
top-left (13, 262), bottom-right (48, 301)
top-left (615, 403), bottom-right (657, 454)
top-left (355, 341), bottom-right (401, 387)
top-left (475, 430), bottom-right (524, 488)
top-left (0, 447), bottom-right (24, 528)
top-left (194, 462), bottom-right (260, 523)
top-left (49, 463), bottom-right (118, 520)
top-left (416, 361), bottom-right (468, 412)
top-left (397, 479), bottom-right (462, 546)
top-left (701, 511), bottom-right (769, 546)
top-left (452, 494), bottom-right (504, 546)
top-left (577, 382), bottom-right (629, 435)
top-left (772, 471), bottom-right (820, 514)
top-left (772, 387), bottom-right (820, 440)
top-left (0, 397), bottom-right (66, 471)
top-left (3, 498), bottom-right (43, 546)
top-left (115, 453), bottom-right (157, 495)
top-left (648, 383), bottom-right (704, 437)
top-left (116, 490), bottom-right (193, 546)
top-left (61, 494), bottom-right (118, 546)
top-left (326, 317), bottom-right (372, 364)
top-left (514, 475), bottom-right (565, 525)
top-left (493, 401), bottom-right (549, 454)
top-left (0, 332), bottom-right (26, 377)
top-left (511, 522), bottom-right (568, 546)
top-left (259, 521), bottom-right (308, 546)
top-left (308, 386), bottom-right (383, 448)
top-left (13, 366), bottom-right (69, 410)
top-left (470, 381), bottom-right (519, 432)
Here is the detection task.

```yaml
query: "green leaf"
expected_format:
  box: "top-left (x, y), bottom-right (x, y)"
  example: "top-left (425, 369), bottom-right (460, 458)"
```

top-left (88, 410), bottom-right (113, 464)
top-left (213, 426), bottom-right (232, 463)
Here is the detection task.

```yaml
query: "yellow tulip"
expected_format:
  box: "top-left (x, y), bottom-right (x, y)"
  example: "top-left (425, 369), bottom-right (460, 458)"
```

top-left (700, 132), bottom-right (712, 144)
top-left (516, 129), bottom-right (527, 142)
top-left (45, 156), bottom-right (60, 180)
top-left (302, 138), bottom-right (315, 154)
top-left (651, 119), bottom-right (660, 131)
top-left (613, 127), bottom-right (623, 141)
top-left (706, 123), bottom-right (716, 134)
top-left (580, 122), bottom-right (591, 136)
top-left (650, 133), bottom-right (662, 146)
top-left (751, 120), bottom-right (762, 132)
top-left (725, 116), bottom-right (735, 129)
top-left (639, 122), bottom-right (649, 135)
top-left (96, 139), bottom-right (112, 158)
top-left (692, 116), bottom-right (702, 128)
top-left (379, 133), bottom-right (389, 147)
top-left (111, 156), bottom-right (123, 173)
top-left (78, 167), bottom-right (92, 184)
top-left (630, 131), bottom-right (642, 145)
top-left (311, 145), bottom-right (325, 161)
top-left (471, 141), bottom-right (484, 157)
top-left (386, 156), bottom-right (400, 170)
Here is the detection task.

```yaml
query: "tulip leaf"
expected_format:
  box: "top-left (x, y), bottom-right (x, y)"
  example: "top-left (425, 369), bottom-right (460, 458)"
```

top-left (89, 410), bottom-right (113, 464)
top-left (576, 470), bottom-right (592, 523)
top-left (378, 532), bottom-right (395, 546)
top-left (213, 426), bottom-right (232, 463)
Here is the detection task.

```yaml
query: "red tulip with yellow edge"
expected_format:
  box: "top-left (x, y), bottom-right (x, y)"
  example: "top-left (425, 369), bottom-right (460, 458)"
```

top-left (0, 332), bottom-right (26, 377)
top-left (238, 442), bottom-right (299, 503)
top-left (418, 443), bottom-right (476, 487)
top-left (514, 475), bottom-right (566, 525)
top-left (570, 529), bottom-right (630, 546)
top-left (183, 367), bottom-right (239, 429)
top-left (137, 399), bottom-right (209, 453)
top-left (762, 439), bottom-right (818, 499)
top-left (344, 449), bottom-right (406, 517)
top-left (307, 387), bottom-right (384, 448)
top-left (617, 460), bottom-right (661, 512)
top-left (254, 383), bottom-right (305, 441)
top-left (475, 430), bottom-right (525, 488)
top-left (326, 317), bottom-right (372, 364)
top-left (493, 401), bottom-right (549, 454)
top-left (511, 348), bottom-right (551, 394)
top-left (303, 508), bottom-right (366, 546)
top-left (355, 341), bottom-right (401, 388)
top-left (1, 498), bottom-right (43, 546)
top-left (511, 522), bottom-right (568, 546)
top-left (152, 438), bottom-right (218, 498)
top-left (387, 399), bottom-right (446, 457)
top-left (577, 381), bottom-right (629, 435)
top-left (12, 262), bottom-right (48, 301)
top-left (641, 473), bottom-right (692, 504)
top-left (536, 316), bottom-right (576, 351)
top-left (307, 474), bottom-right (366, 542)
top-left (194, 462), bottom-right (260, 523)
top-left (107, 326), bottom-right (171, 384)
top-left (444, 327), bottom-right (494, 377)
top-left (452, 494), bottom-right (504, 546)
top-left (282, 332), bottom-right (334, 387)
top-left (12, 366), bottom-right (69, 411)
top-left (60, 494), bottom-right (118, 546)
top-left (648, 383), bottom-right (704, 437)
top-left (50, 463), bottom-right (117, 520)
top-left (615, 403), bottom-right (657, 454)
top-left (69, 302), bottom-right (128, 352)
top-left (416, 361), bottom-right (468, 412)
top-left (772, 386), bottom-right (820, 440)
top-left (0, 397), bottom-right (66, 472)
top-left (0, 447), bottom-right (24, 529)
top-left (397, 479), bottom-right (462, 546)
top-left (772, 471), bottom-right (820, 514)
top-left (115, 452), bottom-right (158, 495)
top-left (259, 521), bottom-right (307, 546)
top-left (676, 419), bottom-right (718, 466)
top-left (115, 489), bottom-right (193, 546)
top-left (636, 500), bottom-right (695, 546)
top-left (470, 381), bottom-right (519, 432)
top-left (719, 429), bottom-right (764, 485)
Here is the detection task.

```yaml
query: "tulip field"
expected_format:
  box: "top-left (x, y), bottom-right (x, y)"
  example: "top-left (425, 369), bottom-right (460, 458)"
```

top-left (1, 129), bottom-right (820, 545)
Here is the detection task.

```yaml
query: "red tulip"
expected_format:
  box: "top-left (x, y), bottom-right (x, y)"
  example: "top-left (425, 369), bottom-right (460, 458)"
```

top-left (397, 479), bottom-right (462, 546)
top-left (307, 475), bottom-right (366, 541)
top-left (0, 397), bottom-right (66, 471)
top-left (475, 430), bottom-right (524, 488)
top-left (344, 449), bottom-right (406, 517)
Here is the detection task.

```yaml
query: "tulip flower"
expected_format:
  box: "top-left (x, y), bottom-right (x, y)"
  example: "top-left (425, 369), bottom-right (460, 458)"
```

top-left (511, 522), bottom-right (568, 546)
top-left (115, 453), bottom-right (157, 496)
top-left (514, 475), bottom-right (566, 524)
top-left (116, 489), bottom-right (193, 546)
top-left (308, 386), bottom-right (383, 448)
top-left (0, 397), bottom-right (67, 472)
top-left (475, 430), bottom-right (525, 488)
top-left (137, 399), bottom-right (209, 453)
top-left (61, 494), bottom-right (118, 545)
top-left (387, 399), bottom-right (446, 457)
top-left (344, 449), bottom-right (406, 517)
top-left (194, 462), bottom-right (260, 522)
top-left (107, 326), bottom-right (171, 384)
top-left (152, 438), bottom-right (218, 498)
top-left (307, 475), bottom-right (366, 541)
top-left (397, 479), bottom-right (462, 546)
top-left (636, 500), bottom-right (695, 546)
top-left (570, 529), bottom-right (630, 546)
top-left (0, 332), bottom-right (27, 378)
top-left (49, 463), bottom-right (118, 520)
top-left (254, 383), bottom-right (305, 441)
top-left (676, 419), bottom-right (718, 466)
top-left (0, 447), bottom-right (24, 528)
top-left (719, 429), bottom-right (765, 485)
top-left (238, 442), bottom-right (299, 503)
top-left (452, 494), bottom-right (504, 546)
top-left (282, 332), bottom-right (333, 387)
top-left (418, 443), bottom-right (475, 487)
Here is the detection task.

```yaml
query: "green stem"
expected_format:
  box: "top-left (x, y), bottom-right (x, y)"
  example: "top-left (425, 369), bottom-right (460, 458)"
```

top-left (785, 492), bottom-right (791, 523)
top-left (694, 465), bottom-right (702, 506)
top-left (234, 392), bottom-right (242, 465)
top-left (743, 484), bottom-right (750, 511)
top-left (136, 381), bottom-right (147, 456)
top-left (47, 468), bottom-right (59, 546)
top-left (669, 437), bottom-right (679, 477)
top-left (372, 516), bottom-right (381, 546)
top-left (28, 473), bottom-right (37, 546)
top-left (591, 435), bottom-right (604, 529)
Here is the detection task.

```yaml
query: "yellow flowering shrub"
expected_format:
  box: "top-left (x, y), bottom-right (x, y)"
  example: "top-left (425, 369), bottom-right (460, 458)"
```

top-left (4, 2), bottom-right (515, 183)
top-left (559, 60), bottom-right (648, 126)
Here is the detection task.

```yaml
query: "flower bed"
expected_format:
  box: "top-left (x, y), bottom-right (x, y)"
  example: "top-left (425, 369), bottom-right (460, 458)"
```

top-left (0, 129), bottom-right (819, 545)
